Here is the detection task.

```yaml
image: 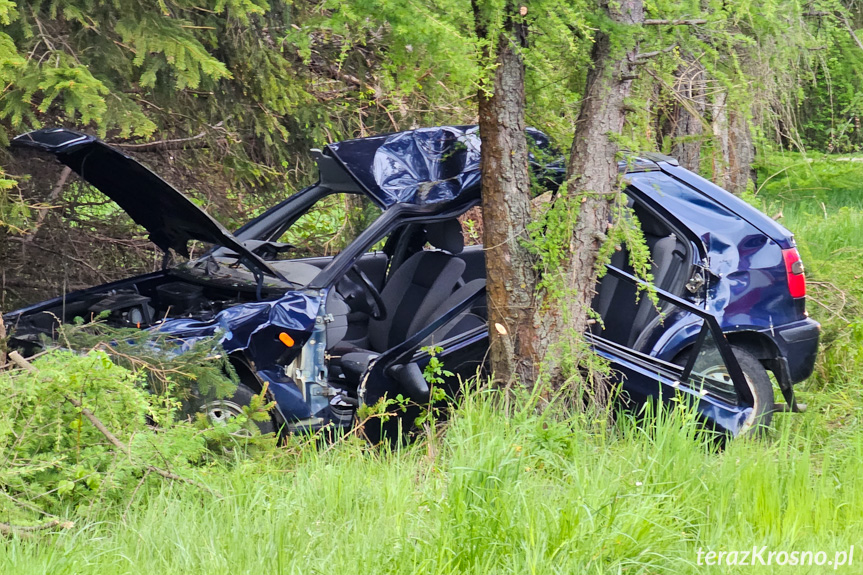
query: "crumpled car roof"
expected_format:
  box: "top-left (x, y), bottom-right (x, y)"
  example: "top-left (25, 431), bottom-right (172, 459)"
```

top-left (324, 125), bottom-right (564, 207)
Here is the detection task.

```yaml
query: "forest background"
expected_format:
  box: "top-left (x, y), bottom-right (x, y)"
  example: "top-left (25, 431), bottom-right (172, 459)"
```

top-left (1, 0), bottom-right (859, 308)
top-left (2, 1), bottom-right (863, 572)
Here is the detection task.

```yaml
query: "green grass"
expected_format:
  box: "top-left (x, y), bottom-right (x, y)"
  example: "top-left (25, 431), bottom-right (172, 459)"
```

top-left (754, 151), bottom-right (863, 392)
top-left (3, 392), bottom-right (863, 574)
top-left (5, 152), bottom-right (863, 573)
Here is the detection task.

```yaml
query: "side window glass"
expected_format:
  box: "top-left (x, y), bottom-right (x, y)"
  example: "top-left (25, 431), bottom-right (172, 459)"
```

top-left (687, 328), bottom-right (741, 404)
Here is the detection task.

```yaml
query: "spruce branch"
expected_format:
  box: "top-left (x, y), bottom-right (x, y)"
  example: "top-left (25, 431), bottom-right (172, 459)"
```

top-left (7, 351), bottom-right (223, 498)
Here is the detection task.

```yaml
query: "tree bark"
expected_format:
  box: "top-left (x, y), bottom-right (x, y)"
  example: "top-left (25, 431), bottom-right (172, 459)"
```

top-left (554, 0), bottom-right (643, 396)
top-left (727, 108), bottom-right (756, 194)
top-left (669, 58), bottom-right (707, 173)
top-left (711, 91), bottom-right (755, 194)
top-left (0, 312), bottom-right (6, 368)
top-left (473, 1), bottom-right (539, 387)
top-left (711, 90), bottom-right (730, 185)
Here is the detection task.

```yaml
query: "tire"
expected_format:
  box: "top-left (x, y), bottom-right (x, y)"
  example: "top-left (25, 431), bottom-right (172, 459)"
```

top-left (195, 383), bottom-right (276, 436)
top-left (676, 345), bottom-right (775, 434)
top-left (729, 346), bottom-right (775, 433)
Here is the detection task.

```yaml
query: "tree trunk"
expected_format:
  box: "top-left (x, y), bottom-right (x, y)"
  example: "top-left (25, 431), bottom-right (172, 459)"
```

top-left (711, 91), bottom-right (756, 194)
top-left (711, 90), bottom-right (730, 185)
top-left (669, 58), bottom-right (707, 173)
top-left (727, 109), bottom-right (756, 194)
top-left (473, 2), bottom-right (539, 387)
top-left (554, 0), bottom-right (643, 397)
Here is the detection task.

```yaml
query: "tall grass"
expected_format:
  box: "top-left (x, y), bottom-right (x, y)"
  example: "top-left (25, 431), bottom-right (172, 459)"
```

top-left (755, 152), bottom-right (863, 398)
top-left (4, 153), bottom-right (863, 573)
top-left (3, 387), bottom-right (863, 574)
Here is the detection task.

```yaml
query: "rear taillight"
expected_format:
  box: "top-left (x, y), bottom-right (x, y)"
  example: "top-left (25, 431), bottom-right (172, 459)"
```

top-left (782, 248), bottom-right (806, 298)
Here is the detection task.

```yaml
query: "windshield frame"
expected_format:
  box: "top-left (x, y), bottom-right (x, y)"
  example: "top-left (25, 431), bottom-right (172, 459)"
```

top-left (309, 196), bottom-right (480, 290)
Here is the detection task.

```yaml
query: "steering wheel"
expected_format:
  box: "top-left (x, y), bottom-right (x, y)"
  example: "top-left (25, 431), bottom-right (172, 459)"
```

top-left (348, 266), bottom-right (387, 321)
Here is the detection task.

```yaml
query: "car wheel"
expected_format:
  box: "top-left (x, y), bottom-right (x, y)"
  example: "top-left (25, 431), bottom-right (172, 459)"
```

top-left (197, 383), bottom-right (276, 436)
top-left (684, 345), bottom-right (774, 434)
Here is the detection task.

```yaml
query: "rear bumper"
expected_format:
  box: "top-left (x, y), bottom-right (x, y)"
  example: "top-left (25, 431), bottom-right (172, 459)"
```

top-left (763, 318), bottom-right (821, 384)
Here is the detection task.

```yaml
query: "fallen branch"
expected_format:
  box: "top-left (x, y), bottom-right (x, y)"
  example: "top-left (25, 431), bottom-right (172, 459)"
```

top-left (22, 166), bottom-right (71, 244)
top-left (65, 394), bottom-right (221, 496)
top-left (112, 131), bottom-right (207, 152)
top-left (7, 351), bottom-right (222, 498)
top-left (643, 18), bottom-right (707, 25)
top-left (8, 351), bottom-right (34, 372)
top-left (0, 519), bottom-right (74, 535)
top-left (839, 11), bottom-right (863, 52)
top-left (632, 44), bottom-right (678, 62)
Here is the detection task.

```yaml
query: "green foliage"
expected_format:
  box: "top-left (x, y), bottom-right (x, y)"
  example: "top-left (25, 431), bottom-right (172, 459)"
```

top-left (277, 192), bottom-right (381, 257)
top-left (0, 350), bottom-right (166, 521)
top-left (0, 323), bottom-right (282, 526)
top-left (0, 0), bottom-right (481, 236)
top-left (3, 378), bottom-right (863, 572)
top-left (0, 167), bottom-right (25, 232)
top-left (754, 151), bottom-right (863, 395)
top-left (55, 319), bottom-right (239, 401)
top-left (421, 345), bottom-right (454, 387)
top-left (527, 185), bottom-right (654, 305)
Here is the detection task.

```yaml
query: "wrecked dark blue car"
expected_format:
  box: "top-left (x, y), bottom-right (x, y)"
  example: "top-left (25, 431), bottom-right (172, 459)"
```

top-left (4, 126), bottom-right (815, 438)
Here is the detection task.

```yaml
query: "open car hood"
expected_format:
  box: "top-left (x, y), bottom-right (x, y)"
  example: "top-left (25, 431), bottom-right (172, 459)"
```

top-left (11, 128), bottom-right (285, 281)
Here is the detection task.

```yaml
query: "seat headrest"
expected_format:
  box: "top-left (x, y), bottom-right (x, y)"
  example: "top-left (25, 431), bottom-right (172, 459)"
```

top-left (426, 220), bottom-right (464, 255)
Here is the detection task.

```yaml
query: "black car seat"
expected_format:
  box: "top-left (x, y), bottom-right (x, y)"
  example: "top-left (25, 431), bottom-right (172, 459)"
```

top-left (591, 205), bottom-right (687, 349)
top-left (333, 220), bottom-right (468, 385)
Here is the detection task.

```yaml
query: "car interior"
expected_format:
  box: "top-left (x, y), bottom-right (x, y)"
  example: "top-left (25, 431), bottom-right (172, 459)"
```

top-left (321, 219), bottom-right (488, 393)
top-left (258, 186), bottom-right (691, 392)
top-left (590, 195), bottom-right (691, 352)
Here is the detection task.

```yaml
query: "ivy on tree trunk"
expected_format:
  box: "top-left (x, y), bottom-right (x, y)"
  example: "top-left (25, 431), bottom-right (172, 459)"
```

top-left (551, 0), bottom-right (644, 398)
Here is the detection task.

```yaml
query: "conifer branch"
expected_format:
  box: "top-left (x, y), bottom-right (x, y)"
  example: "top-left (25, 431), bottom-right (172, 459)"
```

top-left (7, 351), bottom-right (222, 498)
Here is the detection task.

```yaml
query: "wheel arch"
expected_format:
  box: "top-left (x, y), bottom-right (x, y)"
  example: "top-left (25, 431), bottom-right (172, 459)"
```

top-left (226, 352), bottom-right (287, 431)
top-left (723, 330), bottom-right (781, 362)
top-left (227, 352), bottom-right (265, 394)
top-left (671, 329), bottom-right (789, 390)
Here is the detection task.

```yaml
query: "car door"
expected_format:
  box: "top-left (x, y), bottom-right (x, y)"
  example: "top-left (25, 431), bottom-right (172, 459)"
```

top-left (358, 264), bottom-right (757, 440)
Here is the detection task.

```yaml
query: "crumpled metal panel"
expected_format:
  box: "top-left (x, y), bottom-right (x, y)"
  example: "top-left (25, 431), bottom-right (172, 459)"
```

top-left (371, 126), bottom-right (482, 205)
top-left (154, 291), bottom-right (318, 374)
top-left (154, 292), bottom-right (318, 350)
top-left (628, 171), bottom-right (796, 335)
top-left (325, 126), bottom-right (561, 207)
top-left (153, 290), bottom-right (321, 422)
